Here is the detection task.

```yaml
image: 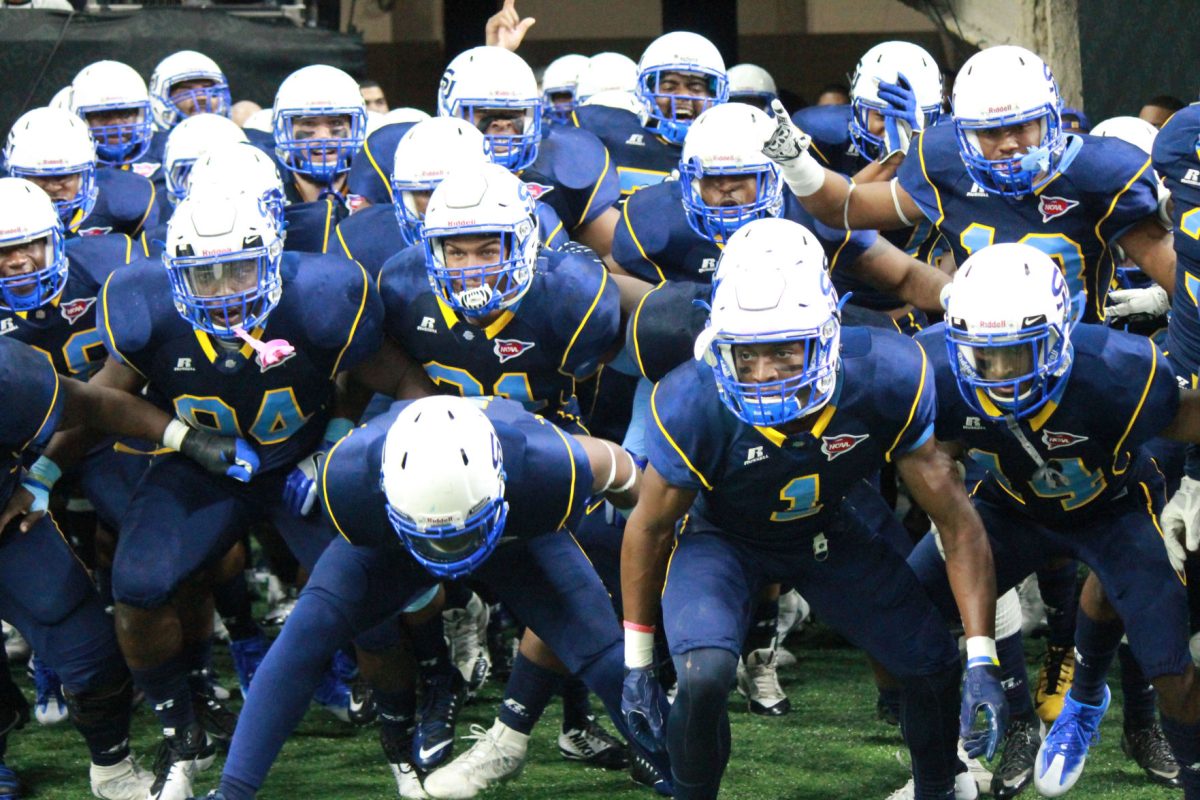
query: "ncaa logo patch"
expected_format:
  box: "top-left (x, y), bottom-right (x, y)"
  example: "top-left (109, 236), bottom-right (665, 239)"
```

top-left (78, 226), bottom-right (112, 237)
top-left (493, 338), bottom-right (535, 363)
top-left (820, 432), bottom-right (869, 461)
top-left (59, 297), bottom-right (96, 325)
top-left (1038, 195), bottom-right (1079, 223)
top-left (1041, 429), bottom-right (1088, 450)
top-left (130, 161), bottom-right (160, 179)
top-left (522, 182), bottom-right (554, 201)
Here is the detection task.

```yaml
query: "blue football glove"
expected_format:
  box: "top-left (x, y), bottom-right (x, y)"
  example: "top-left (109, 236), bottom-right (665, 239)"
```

top-left (876, 73), bottom-right (920, 162)
top-left (960, 662), bottom-right (1009, 760)
top-left (283, 448), bottom-right (327, 517)
top-left (622, 666), bottom-right (669, 754)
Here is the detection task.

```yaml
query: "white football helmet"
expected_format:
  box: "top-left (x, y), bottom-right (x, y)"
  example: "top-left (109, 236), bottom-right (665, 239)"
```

top-left (384, 107), bottom-right (432, 126)
top-left (727, 64), bottom-right (777, 112)
top-left (849, 41), bottom-right (943, 159)
top-left (637, 31), bottom-right (728, 144)
top-left (422, 162), bottom-right (539, 317)
top-left (438, 46), bottom-right (542, 171)
top-left (1090, 115), bottom-right (1158, 156)
top-left (0, 177), bottom-right (68, 312)
top-left (944, 242), bottom-right (1073, 420)
top-left (163, 113), bottom-right (249, 205)
top-left (243, 107), bottom-right (274, 133)
top-left (679, 103), bottom-right (783, 244)
top-left (163, 189), bottom-right (283, 337)
top-left (694, 218), bottom-right (836, 425)
top-left (542, 53), bottom-right (589, 122)
top-left (149, 50), bottom-right (232, 132)
top-left (952, 46), bottom-right (1064, 197)
top-left (4, 107), bottom-right (99, 224)
top-left (186, 142), bottom-right (287, 235)
top-left (272, 64), bottom-right (367, 185)
top-left (575, 52), bottom-right (639, 104)
top-left (71, 60), bottom-right (153, 167)
top-left (381, 395), bottom-right (508, 579)
top-left (49, 86), bottom-right (73, 111)
top-left (580, 90), bottom-right (644, 116)
top-left (391, 117), bottom-right (493, 246)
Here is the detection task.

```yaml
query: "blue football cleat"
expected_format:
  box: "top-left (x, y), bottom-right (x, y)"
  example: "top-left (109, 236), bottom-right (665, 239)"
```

top-left (1034, 685), bottom-right (1110, 796)
top-left (312, 660), bottom-right (352, 723)
top-left (229, 635), bottom-right (270, 699)
top-left (412, 671), bottom-right (466, 771)
top-left (28, 656), bottom-right (67, 725)
top-left (0, 760), bottom-right (20, 798)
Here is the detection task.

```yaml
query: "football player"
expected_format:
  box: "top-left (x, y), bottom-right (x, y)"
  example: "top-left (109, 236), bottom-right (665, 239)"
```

top-left (5, 106), bottom-right (160, 239)
top-left (161, 114), bottom-right (250, 207)
top-left (912, 243), bottom-right (1200, 799)
top-left (347, 46), bottom-right (620, 258)
top-left (191, 394), bottom-right (649, 800)
top-left (572, 31), bottom-right (728, 196)
top-left (335, 116), bottom-right (568, 278)
top-left (541, 53), bottom-right (588, 124)
top-left (727, 63), bottom-right (778, 112)
top-left (620, 218), bottom-right (998, 800)
top-left (149, 51), bottom-right (233, 133)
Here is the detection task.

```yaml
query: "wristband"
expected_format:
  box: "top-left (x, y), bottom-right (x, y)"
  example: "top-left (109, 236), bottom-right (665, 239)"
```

top-left (323, 417), bottom-right (354, 444)
top-left (965, 635), bottom-right (999, 669)
top-left (778, 151), bottom-right (827, 198)
top-left (28, 455), bottom-right (62, 490)
top-left (610, 449), bottom-right (639, 494)
top-left (162, 418), bottom-right (190, 452)
top-left (624, 624), bottom-right (655, 669)
top-left (890, 178), bottom-right (914, 227)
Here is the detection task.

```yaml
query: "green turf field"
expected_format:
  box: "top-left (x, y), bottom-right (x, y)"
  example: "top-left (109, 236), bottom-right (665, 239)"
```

top-left (6, 624), bottom-right (1181, 799)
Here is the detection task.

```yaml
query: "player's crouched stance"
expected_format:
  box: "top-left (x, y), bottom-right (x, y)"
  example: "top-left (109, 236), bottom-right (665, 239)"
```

top-left (619, 218), bottom-right (1002, 800)
top-left (903, 244), bottom-right (1200, 799)
top-left (0, 337), bottom-right (256, 800)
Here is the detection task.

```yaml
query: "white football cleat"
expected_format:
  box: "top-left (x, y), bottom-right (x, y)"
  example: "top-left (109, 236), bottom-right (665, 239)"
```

top-left (423, 720), bottom-right (528, 799)
top-left (90, 755), bottom-right (153, 800)
top-left (736, 648), bottom-right (791, 716)
top-left (2, 623), bottom-right (29, 663)
top-left (444, 593), bottom-right (490, 694)
top-left (885, 771), bottom-right (978, 800)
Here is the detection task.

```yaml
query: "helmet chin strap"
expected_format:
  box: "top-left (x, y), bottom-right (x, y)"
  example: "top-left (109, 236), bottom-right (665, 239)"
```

top-left (1001, 413), bottom-right (1068, 489)
top-left (1019, 146), bottom-right (1051, 175)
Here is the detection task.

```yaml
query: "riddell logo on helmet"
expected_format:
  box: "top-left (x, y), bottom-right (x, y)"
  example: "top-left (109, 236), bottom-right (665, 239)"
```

top-left (986, 105), bottom-right (1015, 113)
top-left (975, 320), bottom-right (1010, 329)
top-left (444, 219), bottom-right (478, 227)
top-left (1038, 196), bottom-right (1079, 223)
top-left (200, 248), bottom-right (235, 256)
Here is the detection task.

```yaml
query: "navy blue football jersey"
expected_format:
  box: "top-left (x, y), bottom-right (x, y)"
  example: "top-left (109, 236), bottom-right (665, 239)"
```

top-left (66, 168), bottom-right (159, 240)
top-left (612, 179), bottom-right (878, 285)
top-left (335, 202), bottom-right (571, 280)
top-left (646, 327), bottom-right (934, 544)
top-left (898, 126), bottom-right (1159, 322)
top-left (99, 251), bottom-right (383, 473)
top-left (571, 105), bottom-right (679, 196)
top-left (348, 122), bottom-right (618, 233)
top-left (0, 234), bottom-right (140, 379)
top-left (282, 194), bottom-right (350, 255)
top-left (1156, 103), bottom-right (1200, 376)
top-left (918, 323), bottom-right (1178, 526)
top-left (0, 337), bottom-right (64, 506)
top-left (792, 104), bottom-right (862, 177)
top-left (320, 396), bottom-right (592, 548)
top-left (377, 245), bottom-right (620, 424)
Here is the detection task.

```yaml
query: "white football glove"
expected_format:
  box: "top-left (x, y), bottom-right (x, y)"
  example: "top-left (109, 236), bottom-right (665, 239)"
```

top-left (1162, 476), bottom-right (1200, 572)
top-left (1105, 285), bottom-right (1170, 320)
top-left (761, 99), bottom-right (826, 197)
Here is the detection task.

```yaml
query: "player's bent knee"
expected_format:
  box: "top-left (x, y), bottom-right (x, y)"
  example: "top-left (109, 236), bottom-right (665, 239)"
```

top-left (673, 647), bottom-right (739, 708)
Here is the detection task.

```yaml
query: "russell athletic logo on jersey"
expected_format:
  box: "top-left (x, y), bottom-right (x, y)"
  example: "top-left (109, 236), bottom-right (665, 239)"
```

top-left (821, 433), bottom-right (869, 460)
top-left (494, 338), bottom-right (535, 363)
top-left (1041, 430), bottom-right (1088, 450)
top-left (1038, 196), bottom-right (1079, 223)
top-left (59, 297), bottom-right (96, 325)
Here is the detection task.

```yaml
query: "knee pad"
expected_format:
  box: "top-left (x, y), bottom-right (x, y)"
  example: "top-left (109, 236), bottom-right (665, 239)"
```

top-left (996, 587), bottom-right (1023, 640)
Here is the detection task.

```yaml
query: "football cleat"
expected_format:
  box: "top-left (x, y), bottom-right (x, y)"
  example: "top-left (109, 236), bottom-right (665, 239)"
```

top-left (228, 634), bottom-right (270, 699)
top-left (776, 589), bottom-right (811, 640)
top-left (2, 623), bottom-right (29, 663)
top-left (1034, 645), bottom-right (1075, 725)
top-left (191, 692), bottom-right (238, 749)
top-left (260, 588), bottom-right (297, 627)
top-left (629, 746), bottom-right (673, 797)
top-left (348, 673), bottom-right (378, 727)
top-left (444, 592), bottom-right (491, 695)
top-left (558, 715), bottom-right (629, 769)
top-left (1121, 721), bottom-right (1181, 787)
top-left (210, 611), bottom-right (230, 644)
top-left (380, 722), bottom-right (429, 799)
top-left (28, 655), bottom-right (68, 725)
top-left (422, 720), bottom-right (527, 800)
top-left (148, 723), bottom-right (216, 800)
top-left (413, 672), bottom-right (467, 771)
top-left (0, 760), bottom-right (19, 798)
top-left (312, 660), bottom-right (353, 723)
top-left (1034, 686), bottom-right (1110, 796)
top-left (957, 742), bottom-right (991, 796)
top-left (736, 647), bottom-right (791, 716)
top-left (885, 772), bottom-right (978, 800)
top-left (992, 717), bottom-right (1040, 798)
top-left (90, 754), bottom-right (153, 800)
top-left (189, 668), bottom-right (230, 703)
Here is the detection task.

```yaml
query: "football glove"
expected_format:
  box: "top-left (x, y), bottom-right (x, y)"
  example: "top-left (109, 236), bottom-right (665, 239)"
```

top-left (21, 456), bottom-right (60, 515)
top-left (761, 99), bottom-right (826, 197)
top-left (622, 666), bottom-right (669, 754)
top-left (876, 73), bottom-right (919, 162)
top-left (1104, 285), bottom-right (1169, 321)
top-left (1162, 475), bottom-right (1200, 571)
top-left (282, 418), bottom-right (353, 517)
top-left (164, 419), bottom-right (259, 483)
top-left (960, 662), bottom-right (1008, 760)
